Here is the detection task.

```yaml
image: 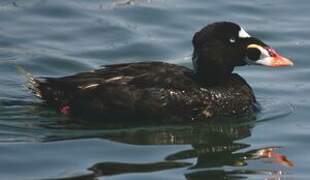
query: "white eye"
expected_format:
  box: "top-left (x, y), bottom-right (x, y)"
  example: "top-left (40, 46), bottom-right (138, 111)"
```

top-left (239, 27), bottom-right (251, 38)
top-left (229, 37), bottom-right (236, 43)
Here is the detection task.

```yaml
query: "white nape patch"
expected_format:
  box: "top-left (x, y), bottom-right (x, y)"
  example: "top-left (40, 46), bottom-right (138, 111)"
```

top-left (239, 27), bottom-right (251, 38)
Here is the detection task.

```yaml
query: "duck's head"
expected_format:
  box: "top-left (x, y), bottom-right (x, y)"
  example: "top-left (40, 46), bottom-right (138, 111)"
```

top-left (192, 22), bottom-right (293, 85)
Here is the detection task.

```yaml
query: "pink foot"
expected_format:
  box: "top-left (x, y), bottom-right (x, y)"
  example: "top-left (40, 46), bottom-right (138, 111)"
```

top-left (60, 105), bottom-right (70, 115)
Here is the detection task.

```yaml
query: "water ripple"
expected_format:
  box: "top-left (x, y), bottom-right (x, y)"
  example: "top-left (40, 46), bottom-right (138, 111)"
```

top-left (0, 0), bottom-right (306, 179)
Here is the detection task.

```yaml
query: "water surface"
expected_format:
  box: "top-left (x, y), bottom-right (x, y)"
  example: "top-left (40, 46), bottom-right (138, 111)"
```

top-left (0, 0), bottom-right (309, 179)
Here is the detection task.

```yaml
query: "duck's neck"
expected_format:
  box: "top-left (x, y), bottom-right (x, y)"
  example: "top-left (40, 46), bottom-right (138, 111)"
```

top-left (192, 55), bottom-right (234, 86)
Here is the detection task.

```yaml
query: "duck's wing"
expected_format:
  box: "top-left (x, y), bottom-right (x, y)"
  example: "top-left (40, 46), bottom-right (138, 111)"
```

top-left (29, 62), bottom-right (195, 110)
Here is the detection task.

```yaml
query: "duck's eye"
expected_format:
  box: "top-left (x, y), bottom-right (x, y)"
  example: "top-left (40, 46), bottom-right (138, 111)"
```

top-left (229, 37), bottom-right (236, 43)
top-left (246, 48), bottom-right (261, 61)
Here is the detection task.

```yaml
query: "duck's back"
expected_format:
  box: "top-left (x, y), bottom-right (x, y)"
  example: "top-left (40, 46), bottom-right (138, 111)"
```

top-left (31, 62), bottom-right (255, 122)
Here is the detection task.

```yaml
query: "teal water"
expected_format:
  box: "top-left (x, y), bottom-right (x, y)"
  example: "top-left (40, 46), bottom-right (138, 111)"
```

top-left (0, 0), bottom-right (308, 179)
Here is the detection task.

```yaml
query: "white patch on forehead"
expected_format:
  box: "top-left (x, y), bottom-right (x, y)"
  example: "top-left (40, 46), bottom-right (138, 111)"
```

top-left (238, 27), bottom-right (251, 38)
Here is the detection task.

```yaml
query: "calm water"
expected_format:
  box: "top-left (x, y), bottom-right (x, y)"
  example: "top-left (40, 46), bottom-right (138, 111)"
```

top-left (0, 0), bottom-right (309, 179)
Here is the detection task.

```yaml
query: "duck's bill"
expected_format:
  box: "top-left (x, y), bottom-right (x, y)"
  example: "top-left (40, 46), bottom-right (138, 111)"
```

top-left (268, 55), bottom-right (294, 67)
top-left (258, 46), bottom-right (294, 67)
top-left (247, 44), bottom-right (294, 67)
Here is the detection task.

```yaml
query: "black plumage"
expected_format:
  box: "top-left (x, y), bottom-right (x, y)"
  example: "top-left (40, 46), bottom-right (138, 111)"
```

top-left (32, 62), bottom-right (255, 121)
top-left (27, 22), bottom-right (293, 122)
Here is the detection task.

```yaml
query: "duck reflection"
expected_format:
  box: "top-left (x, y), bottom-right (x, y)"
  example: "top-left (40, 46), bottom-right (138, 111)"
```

top-left (78, 122), bottom-right (293, 179)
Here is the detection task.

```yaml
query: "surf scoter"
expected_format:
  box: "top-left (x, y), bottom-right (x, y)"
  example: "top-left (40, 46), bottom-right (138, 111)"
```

top-left (28, 22), bottom-right (293, 122)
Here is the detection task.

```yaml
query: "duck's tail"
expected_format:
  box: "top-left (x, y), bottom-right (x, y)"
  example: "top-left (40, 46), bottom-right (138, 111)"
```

top-left (16, 65), bottom-right (69, 107)
top-left (16, 65), bottom-right (43, 98)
